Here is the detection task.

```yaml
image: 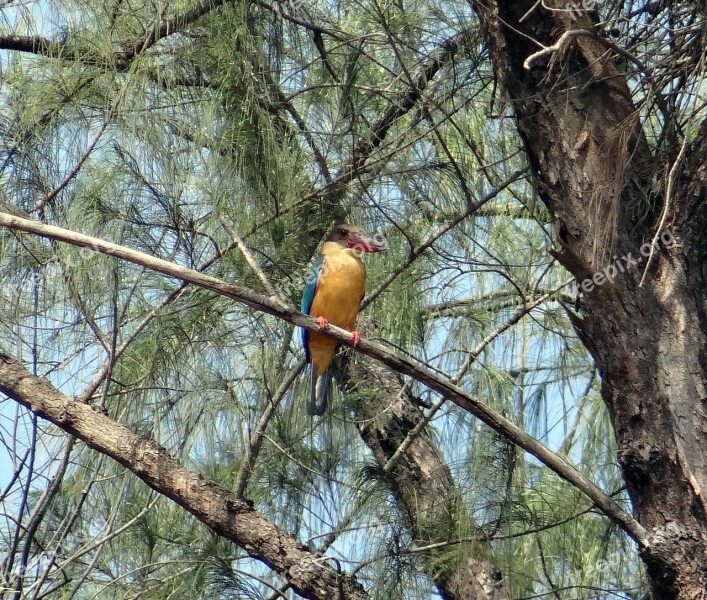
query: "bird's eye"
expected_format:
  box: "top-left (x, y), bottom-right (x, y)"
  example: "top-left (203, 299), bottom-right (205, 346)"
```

top-left (340, 228), bottom-right (348, 236)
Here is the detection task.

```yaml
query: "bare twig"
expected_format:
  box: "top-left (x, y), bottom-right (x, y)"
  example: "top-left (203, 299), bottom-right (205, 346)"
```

top-left (523, 28), bottom-right (648, 73)
top-left (220, 219), bottom-right (282, 301)
top-left (0, 212), bottom-right (650, 549)
top-left (363, 168), bottom-right (529, 309)
top-left (232, 358), bottom-right (306, 498)
top-left (638, 132), bottom-right (690, 285)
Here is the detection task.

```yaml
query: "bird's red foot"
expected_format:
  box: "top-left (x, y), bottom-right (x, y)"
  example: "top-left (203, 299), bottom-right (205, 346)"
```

top-left (315, 316), bottom-right (329, 329)
top-left (350, 330), bottom-right (361, 346)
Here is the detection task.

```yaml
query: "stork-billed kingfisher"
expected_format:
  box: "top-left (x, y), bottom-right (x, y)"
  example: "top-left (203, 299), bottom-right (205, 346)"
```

top-left (301, 224), bottom-right (386, 415)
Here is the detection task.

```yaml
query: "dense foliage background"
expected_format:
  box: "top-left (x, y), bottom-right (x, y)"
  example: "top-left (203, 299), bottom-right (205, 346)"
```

top-left (0, 0), bottom-right (702, 598)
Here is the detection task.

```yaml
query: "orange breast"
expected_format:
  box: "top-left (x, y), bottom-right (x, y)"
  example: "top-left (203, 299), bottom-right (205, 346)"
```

top-left (308, 249), bottom-right (366, 375)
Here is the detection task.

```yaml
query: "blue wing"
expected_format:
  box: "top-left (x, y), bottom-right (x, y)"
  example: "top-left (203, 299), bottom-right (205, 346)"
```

top-left (301, 255), bottom-right (325, 362)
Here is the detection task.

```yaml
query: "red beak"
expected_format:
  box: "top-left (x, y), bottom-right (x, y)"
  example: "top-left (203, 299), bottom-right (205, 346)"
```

top-left (347, 231), bottom-right (388, 253)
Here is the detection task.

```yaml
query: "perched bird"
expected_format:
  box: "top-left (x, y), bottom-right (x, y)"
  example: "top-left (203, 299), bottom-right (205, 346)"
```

top-left (301, 224), bottom-right (386, 415)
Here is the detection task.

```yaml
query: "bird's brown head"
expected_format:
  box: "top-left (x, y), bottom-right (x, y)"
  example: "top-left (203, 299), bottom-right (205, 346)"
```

top-left (327, 224), bottom-right (387, 253)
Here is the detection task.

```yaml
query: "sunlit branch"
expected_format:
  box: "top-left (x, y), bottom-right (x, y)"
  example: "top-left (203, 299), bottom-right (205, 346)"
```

top-left (0, 350), bottom-right (369, 600)
top-left (220, 219), bottom-right (281, 300)
top-left (0, 211), bottom-right (650, 549)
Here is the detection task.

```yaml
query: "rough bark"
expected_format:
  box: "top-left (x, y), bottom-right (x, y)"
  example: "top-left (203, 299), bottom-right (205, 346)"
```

top-left (469, 1), bottom-right (707, 598)
top-left (342, 333), bottom-right (509, 600)
top-left (0, 210), bottom-right (647, 545)
top-left (0, 352), bottom-right (368, 600)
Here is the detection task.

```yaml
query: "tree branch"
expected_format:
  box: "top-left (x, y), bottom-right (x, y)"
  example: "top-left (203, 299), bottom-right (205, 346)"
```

top-left (344, 322), bottom-right (508, 600)
top-left (0, 0), bottom-right (231, 70)
top-left (0, 35), bottom-right (68, 58)
top-left (0, 211), bottom-right (650, 549)
top-left (0, 352), bottom-right (368, 600)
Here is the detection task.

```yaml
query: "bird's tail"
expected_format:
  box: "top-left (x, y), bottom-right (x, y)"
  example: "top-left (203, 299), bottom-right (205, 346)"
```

top-left (307, 366), bottom-right (331, 416)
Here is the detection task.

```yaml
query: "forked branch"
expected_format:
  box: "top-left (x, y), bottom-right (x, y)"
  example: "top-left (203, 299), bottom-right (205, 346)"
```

top-left (0, 212), bottom-right (650, 550)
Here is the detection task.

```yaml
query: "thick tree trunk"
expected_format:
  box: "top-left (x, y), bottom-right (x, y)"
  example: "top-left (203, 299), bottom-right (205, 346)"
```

top-left (469, 1), bottom-right (707, 598)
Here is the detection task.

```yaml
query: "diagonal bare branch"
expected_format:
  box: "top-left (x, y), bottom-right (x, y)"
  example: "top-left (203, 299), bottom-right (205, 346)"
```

top-left (0, 351), bottom-right (368, 600)
top-left (0, 211), bottom-right (649, 549)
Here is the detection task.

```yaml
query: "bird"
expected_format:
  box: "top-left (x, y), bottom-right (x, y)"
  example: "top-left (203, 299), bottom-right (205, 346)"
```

top-left (301, 224), bottom-right (386, 415)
